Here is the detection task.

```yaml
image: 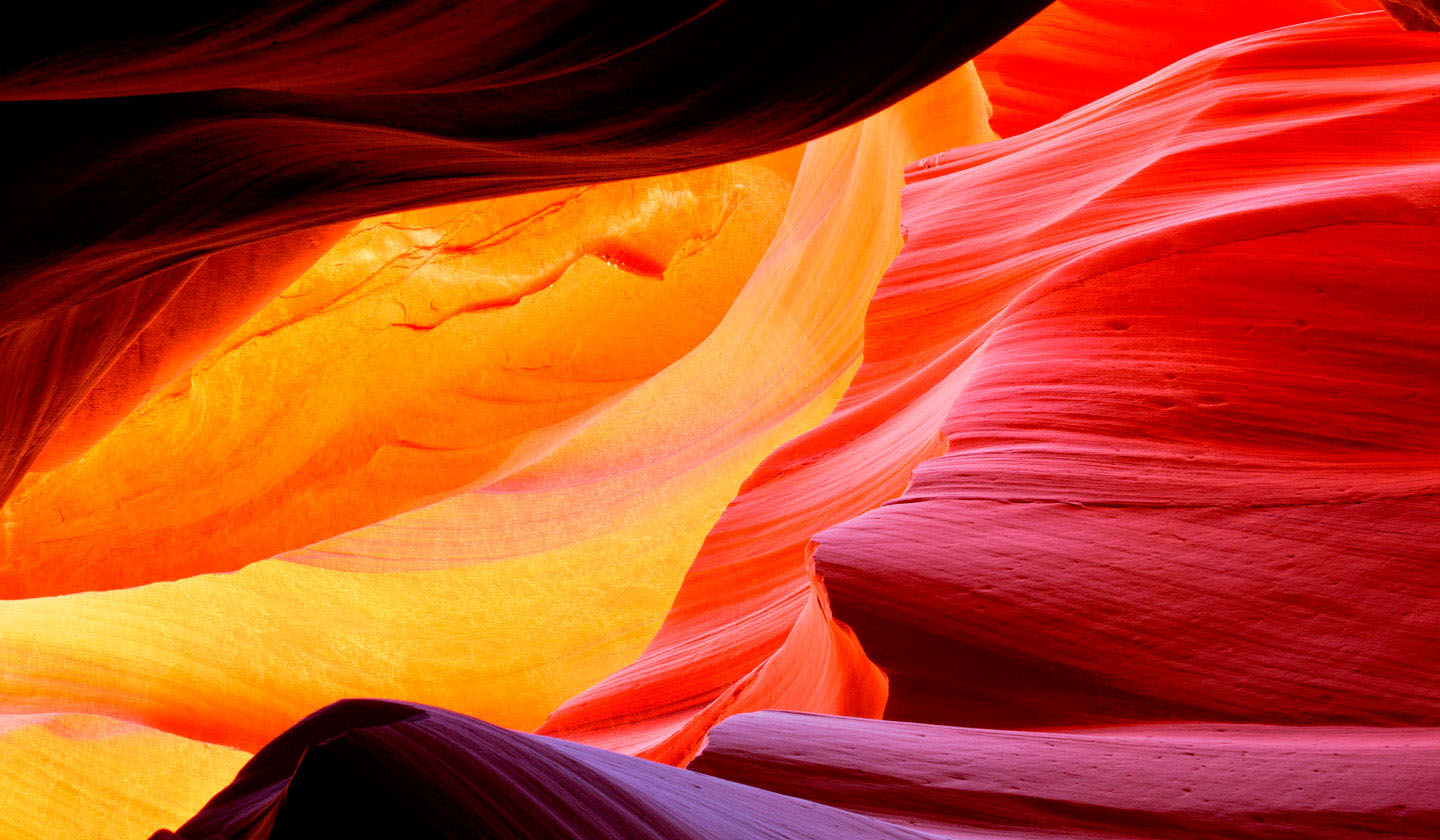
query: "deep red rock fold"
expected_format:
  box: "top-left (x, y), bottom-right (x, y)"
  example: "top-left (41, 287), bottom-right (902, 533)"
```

top-left (814, 12), bottom-right (1440, 729)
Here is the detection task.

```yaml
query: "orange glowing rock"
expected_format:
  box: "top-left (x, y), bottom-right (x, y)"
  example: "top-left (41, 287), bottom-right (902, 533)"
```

top-left (0, 265), bottom-right (195, 508)
top-left (30, 224), bottom-right (352, 473)
top-left (0, 102), bottom-right (911, 752)
top-left (0, 224), bottom-right (352, 512)
top-left (0, 713), bottom-right (246, 840)
top-left (2, 165), bottom-right (787, 597)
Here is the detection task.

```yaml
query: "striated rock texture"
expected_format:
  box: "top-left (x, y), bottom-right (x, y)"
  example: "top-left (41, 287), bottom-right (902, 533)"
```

top-left (0, 713), bottom-right (247, 840)
top-left (538, 65), bottom-right (1001, 765)
top-left (0, 0), bottom-right (1051, 503)
top-left (156, 700), bottom-right (931, 840)
top-left (9, 5), bottom-right (1440, 839)
top-left (814, 12), bottom-right (1440, 729)
top-left (973, 0), bottom-right (1376, 136)
top-left (692, 711), bottom-right (1440, 839)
